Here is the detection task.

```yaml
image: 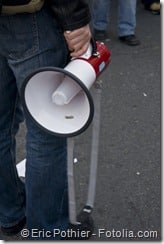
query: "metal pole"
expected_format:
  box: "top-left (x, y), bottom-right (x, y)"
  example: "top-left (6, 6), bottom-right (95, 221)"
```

top-left (86, 80), bottom-right (102, 209)
top-left (67, 137), bottom-right (80, 224)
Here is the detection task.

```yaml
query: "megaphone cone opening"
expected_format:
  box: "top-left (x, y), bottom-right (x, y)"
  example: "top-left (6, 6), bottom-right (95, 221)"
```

top-left (21, 67), bottom-right (94, 137)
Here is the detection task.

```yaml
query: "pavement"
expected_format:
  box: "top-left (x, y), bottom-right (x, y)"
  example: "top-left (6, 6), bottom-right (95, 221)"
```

top-left (0, 0), bottom-right (161, 241)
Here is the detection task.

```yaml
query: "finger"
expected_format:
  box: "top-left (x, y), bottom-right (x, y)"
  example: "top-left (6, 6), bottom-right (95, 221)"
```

top-left (66, 34), bottom-right (90, 53)
top-left (65, 33), bottom-right (84, 48)
top-left (64, 25), bottom-right (91, 57)
top-left (64, 27), bottom-right (91, 45)
top-left (70, 42), bottom-right (89, 57)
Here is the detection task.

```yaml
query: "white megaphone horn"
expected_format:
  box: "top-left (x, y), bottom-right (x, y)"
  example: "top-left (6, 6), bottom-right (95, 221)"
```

top-left (21, 40), bottom-right (111, 137)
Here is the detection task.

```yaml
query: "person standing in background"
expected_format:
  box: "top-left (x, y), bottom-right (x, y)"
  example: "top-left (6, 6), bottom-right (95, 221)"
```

top-left (141, 0), bottom-right (160, 15)
top-left (92, 0), bottom-right (140, 46)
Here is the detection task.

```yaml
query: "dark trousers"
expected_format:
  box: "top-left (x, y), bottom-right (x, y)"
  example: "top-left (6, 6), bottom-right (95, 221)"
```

top-left (141, 0), bottom-right (159, 6)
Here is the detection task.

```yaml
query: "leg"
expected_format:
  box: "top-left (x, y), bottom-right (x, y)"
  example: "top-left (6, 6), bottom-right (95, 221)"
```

top-left (142, 0), bottom-right (160, 5)
top-left (25, 118), bottom-right (68, 238)
top-left (0, 55), bottom-right (25, 228)
top-left (141, 0), bottom-right (160, 14)
top-left (2, 8), bottom-right (69, 239)
top-left (92, 0), bottom-right (111, 31)
top-left (118, 0), bottom-right (140, 45)
top-left (118, 0), bottom-right (137, 36)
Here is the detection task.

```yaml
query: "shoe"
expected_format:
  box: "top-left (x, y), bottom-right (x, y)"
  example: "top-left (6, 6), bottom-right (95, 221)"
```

top-left (1, 217), bottom-right (26, 236)
top-left (146, 2), bottom-right (160, 15)
top-left (93, 29), bottom-right (109, 41)
top-left (119, 35), bottom-right (140, 46)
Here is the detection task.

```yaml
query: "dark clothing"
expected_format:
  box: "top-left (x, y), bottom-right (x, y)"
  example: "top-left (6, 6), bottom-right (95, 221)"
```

top-left (141, 0), bottom-right (160, 7)
top-left (0, 0), bottom-right (91, 31)
top-left (49, 0), bottom-right (91, 30)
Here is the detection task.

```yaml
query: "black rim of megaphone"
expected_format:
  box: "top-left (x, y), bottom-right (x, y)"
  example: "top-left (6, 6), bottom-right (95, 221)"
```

top-left (21, 67), bottom-right (94, 137)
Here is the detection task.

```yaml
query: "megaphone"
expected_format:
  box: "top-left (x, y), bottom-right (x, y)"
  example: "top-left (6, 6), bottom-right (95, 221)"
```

top-left (21, 41), bottom-right (111, 137)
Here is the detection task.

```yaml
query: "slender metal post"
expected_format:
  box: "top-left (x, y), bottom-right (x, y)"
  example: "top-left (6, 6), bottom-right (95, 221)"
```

top-left (67, 137), bottom-right (80, 224)
top-left (86, 80), bottom-right (102, 209)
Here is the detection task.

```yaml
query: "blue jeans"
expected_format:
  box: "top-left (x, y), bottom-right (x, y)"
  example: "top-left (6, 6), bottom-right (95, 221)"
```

top-left (92, 0), bottom-right (137, 36)
top-left (0, 8), bottom-right (69, 239)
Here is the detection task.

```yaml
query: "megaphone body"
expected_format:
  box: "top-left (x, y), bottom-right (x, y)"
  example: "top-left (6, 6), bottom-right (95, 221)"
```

top-left (21, 41), bottom-right (111, 137)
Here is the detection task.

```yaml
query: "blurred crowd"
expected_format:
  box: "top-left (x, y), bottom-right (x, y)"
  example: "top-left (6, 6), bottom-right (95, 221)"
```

top-left (91, 0), bottom-right (160, 45)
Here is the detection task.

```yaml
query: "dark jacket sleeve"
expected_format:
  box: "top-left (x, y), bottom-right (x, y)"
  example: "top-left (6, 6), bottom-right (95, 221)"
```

top-left (48, 0), bottom-right (91, 31)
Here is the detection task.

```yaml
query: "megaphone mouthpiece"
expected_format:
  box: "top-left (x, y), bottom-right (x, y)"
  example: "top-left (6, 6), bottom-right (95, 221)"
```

top-left (52, 91), bottom-right (67, 106)
top-left (52, 75), bottom-right (82, 106)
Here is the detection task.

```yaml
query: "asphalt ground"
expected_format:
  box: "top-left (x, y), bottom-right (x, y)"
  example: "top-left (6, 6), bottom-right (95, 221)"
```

top-left (0, 0), bottom-right (161, 242)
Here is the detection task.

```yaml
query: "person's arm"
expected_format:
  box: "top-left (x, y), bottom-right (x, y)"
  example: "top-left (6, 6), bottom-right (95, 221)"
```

top-left (49, 0), bottom-right (92, 57)
top-left (49, 0), bottom-right (91, 31)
